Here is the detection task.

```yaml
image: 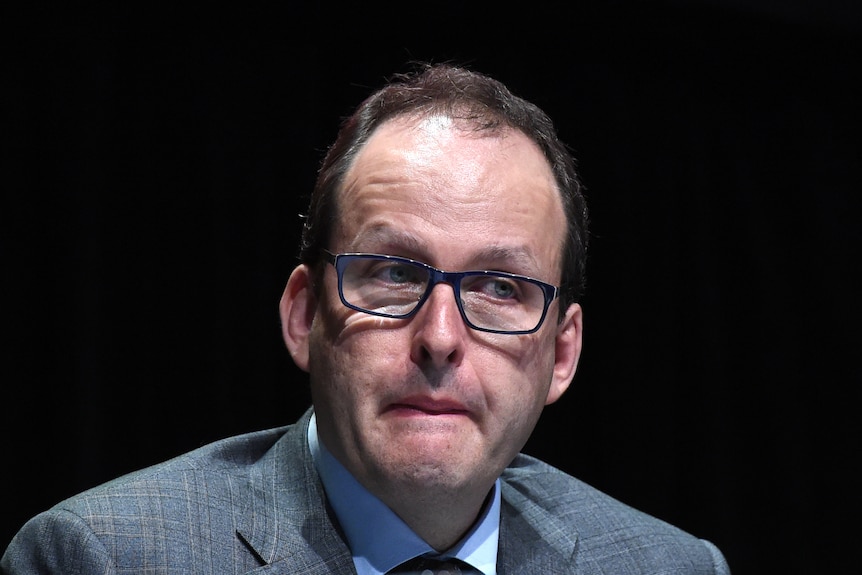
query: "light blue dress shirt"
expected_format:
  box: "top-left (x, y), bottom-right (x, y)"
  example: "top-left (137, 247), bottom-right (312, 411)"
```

top-left (308, 413), bottom-right (499, 575)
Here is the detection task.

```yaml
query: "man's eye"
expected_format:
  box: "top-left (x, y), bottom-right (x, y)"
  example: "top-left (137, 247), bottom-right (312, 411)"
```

top-left (467, 277), bottom-right (521, 301)
top-left (372, 263), bottom-right (421, 285)
top-left (386, 265), bottom-right (411, 283)
top-left (491, 279), bottom-right (517, 299)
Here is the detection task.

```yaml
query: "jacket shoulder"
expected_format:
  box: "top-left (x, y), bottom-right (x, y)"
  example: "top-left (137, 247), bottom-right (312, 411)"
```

top-left (72, 425), bottom-right (292, 497)
top-left (500, 453), bottom-right (731, 574)
top-left (2, 421), bottom-right (310, 574)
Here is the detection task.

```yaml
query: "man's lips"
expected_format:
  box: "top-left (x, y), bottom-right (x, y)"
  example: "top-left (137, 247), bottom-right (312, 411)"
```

top-left (386, 396), bottom-right (470, 416)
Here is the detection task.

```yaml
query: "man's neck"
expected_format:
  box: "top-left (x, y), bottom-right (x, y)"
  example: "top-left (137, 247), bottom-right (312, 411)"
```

top-left (375, 482), bottom-right (494, 551)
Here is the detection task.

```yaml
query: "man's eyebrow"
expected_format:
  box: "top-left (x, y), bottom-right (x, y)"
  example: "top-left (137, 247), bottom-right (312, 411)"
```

top-left (348, 226), bottom-right (426, 253)
top-left (471, 245), bottom-right (542, 276)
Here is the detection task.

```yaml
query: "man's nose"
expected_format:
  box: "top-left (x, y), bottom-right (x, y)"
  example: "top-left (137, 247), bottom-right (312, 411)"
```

top-left (409, 282), bottom-right (466, 369)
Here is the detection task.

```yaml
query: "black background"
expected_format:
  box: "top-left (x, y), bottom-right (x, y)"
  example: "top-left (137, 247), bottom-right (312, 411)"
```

top-left (4, 3), bottom-right (861, 574)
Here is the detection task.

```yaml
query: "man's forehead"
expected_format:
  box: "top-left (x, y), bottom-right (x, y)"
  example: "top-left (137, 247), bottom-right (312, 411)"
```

top-left (344, 114), bottom-right (551, 191)
top-left (330, 112), bottom-right (566, 275)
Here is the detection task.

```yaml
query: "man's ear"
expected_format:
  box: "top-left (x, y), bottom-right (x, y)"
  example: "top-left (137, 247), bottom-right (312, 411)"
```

top-left (279, 264), bottom-right (317, 372)
top-left (545, 303), bottom-right (583, 405)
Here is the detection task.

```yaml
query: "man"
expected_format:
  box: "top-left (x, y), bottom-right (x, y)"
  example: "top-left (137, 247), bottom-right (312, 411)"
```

top-left (2, 63), bottom-right (731, 574)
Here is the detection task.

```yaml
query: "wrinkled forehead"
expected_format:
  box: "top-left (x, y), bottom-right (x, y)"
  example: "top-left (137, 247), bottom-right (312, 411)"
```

top-left (331, 114), bottom-right (567, 278)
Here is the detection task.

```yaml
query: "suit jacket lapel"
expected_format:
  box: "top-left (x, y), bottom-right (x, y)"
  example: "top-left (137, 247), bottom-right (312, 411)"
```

top-left (236, 409), bottom-right (357, 574)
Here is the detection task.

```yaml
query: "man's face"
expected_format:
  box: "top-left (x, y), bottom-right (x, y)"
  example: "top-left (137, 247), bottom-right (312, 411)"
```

top-left (283, 115), bottom-right (582, 509)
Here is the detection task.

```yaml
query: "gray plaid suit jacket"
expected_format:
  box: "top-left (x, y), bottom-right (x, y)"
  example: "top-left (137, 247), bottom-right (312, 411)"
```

top-left (2, 408), bottom-right (730, 574)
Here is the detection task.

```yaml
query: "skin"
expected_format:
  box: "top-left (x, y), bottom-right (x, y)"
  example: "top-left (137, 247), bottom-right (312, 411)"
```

top-left (279, 114), bottom-right (583, 550)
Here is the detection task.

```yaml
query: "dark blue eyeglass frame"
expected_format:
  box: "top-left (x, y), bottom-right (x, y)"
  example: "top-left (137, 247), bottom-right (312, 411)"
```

top-left (323, 250), bottom-right (559, 335)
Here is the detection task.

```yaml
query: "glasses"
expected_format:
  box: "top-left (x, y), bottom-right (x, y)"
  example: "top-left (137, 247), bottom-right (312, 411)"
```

top-left (323, 251), bottom-right (559, 335)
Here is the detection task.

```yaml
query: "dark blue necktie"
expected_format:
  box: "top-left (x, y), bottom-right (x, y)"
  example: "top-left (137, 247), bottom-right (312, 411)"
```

top-left (388, 555), bottom-right (479, 574)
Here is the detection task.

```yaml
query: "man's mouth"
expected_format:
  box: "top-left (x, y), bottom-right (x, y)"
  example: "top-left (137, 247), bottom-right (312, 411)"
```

top-left (386, 396), bottom-right (470, 416)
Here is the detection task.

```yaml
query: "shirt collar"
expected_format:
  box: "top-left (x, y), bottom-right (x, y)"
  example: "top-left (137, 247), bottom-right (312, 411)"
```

top-left (308, 412), bottom-right (499, 575)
